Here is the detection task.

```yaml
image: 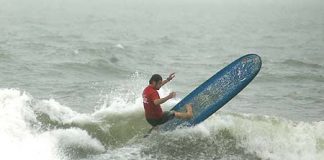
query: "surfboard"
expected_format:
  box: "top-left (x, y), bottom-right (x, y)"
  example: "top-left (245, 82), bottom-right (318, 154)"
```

top-left (159, 54), bottom-right (262, 131)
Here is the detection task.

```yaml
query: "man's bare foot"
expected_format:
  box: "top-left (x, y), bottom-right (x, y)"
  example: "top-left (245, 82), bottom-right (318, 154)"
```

top-left (185, 104), bottom-right (193, 119)
top-left (174, 104), bottom-right (194, 120)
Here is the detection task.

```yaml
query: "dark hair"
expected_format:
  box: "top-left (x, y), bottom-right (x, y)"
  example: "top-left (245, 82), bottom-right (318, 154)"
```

top-left (149, 74), bottom-right (162, 84)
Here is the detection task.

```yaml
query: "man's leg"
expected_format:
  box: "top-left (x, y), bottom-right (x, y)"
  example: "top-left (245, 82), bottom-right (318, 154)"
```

top-left (174, 104), bottom-right (193, 120)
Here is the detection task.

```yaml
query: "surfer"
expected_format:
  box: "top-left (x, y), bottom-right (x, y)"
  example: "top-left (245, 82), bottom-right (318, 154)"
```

top-left (142, 73), bottom-right (193, 127)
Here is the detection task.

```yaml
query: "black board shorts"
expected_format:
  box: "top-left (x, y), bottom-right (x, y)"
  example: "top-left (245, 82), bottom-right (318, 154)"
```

top-left (146, 111), bottom-right (175, 126)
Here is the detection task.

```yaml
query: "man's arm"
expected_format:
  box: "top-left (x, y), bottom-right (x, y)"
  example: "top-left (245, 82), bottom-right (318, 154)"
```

top-left (161, 79), bottom-right (170, 86)
top-left (154, 92), bottom-right (176, 106)
top-left (162, 72), bottom-right (175, 86)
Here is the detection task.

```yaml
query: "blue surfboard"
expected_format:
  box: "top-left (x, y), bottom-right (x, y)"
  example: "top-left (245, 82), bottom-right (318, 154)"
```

top-left (160, 54), bottom-right (262, 131)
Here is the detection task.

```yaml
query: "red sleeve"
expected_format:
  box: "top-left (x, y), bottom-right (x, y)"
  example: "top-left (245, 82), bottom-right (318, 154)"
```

top-left (150, 90), bottom-right (160, 101)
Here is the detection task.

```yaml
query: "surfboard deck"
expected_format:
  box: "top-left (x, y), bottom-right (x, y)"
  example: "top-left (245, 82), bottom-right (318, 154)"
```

top-left (159, 54), bottom-right (262, 131)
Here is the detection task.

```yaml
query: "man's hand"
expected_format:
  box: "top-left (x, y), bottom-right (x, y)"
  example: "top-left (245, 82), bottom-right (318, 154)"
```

top-left (162, 72), bottom-right (175, 86)
top-left (154, 92), bottom-right (176, 106)
top-left (168, 92), bottom-right (176, 99)
top-left (167, 72), bottom-right (175, 81)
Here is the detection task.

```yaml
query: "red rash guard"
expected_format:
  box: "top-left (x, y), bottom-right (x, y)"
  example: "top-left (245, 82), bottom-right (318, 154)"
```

top-left (142, 85), bottom-right (163, 119)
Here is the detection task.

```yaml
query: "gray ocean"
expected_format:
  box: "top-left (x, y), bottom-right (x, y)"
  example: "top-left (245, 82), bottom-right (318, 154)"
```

top-left (0, 0), bottom-right (323, 159)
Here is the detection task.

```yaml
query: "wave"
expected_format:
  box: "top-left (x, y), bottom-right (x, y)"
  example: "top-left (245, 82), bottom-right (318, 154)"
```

top-left (141, 112), bottom-right (324, 160)
top-left (0, 53), bottom-right (14, 64)
top-left (0, 52), bottom-right (10, 58)
top-left (53, 59), bottom-right (129, 77)
top-left (256, 71), bottom-right (324, 83)
top-left (32, 83), bottom-right (179, 148)
top-left (142, 36), bottom-right (180, 46)
top-left (284, 74), bottom-right (324, 83)
top-left (1, 88), bottom-right (323, 160)
top-left (282, 59), bottom-right (323, 69)
top-left (0, 89), bottom-right (105, 160)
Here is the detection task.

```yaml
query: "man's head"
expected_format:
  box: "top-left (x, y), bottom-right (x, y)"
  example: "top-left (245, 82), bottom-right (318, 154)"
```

top-left (149, 74), bottom-right (162, 90)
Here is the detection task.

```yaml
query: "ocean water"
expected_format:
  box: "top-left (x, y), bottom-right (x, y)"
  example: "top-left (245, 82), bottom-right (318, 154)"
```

top-left (0, 0), bottom-right (323, 159)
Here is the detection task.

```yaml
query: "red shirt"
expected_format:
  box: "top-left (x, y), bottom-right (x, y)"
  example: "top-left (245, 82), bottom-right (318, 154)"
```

top-left (142, 85), bottom-right (163, 119)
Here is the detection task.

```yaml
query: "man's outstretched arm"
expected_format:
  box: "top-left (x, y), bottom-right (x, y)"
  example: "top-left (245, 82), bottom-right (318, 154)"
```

top-left (162, 72), bottom-right (175, 86)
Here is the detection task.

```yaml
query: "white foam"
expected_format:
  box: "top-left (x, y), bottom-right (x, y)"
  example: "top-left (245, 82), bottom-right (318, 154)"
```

top-left (0, 89), bottom-right (60, 160)
top-left (73, 49), bottom-right (79, 54)
top-left (199, 113), bottom-right (324, 160)
top-left (115, 44), bottom-right (124, 49)
top-left (93, 72), bottom-right (180, 118)
top-left (99, 144), bottom-right (144, 160)
top-left (45, 128), bottom-right (105, 154)
top-left (0, 89), bottom-right (105, 160)
top-left (33, 99), bottom-right (94, 124)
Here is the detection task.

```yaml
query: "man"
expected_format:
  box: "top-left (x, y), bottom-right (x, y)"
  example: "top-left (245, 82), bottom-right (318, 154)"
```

top-left (142, 73), bottom-right (193, 127)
